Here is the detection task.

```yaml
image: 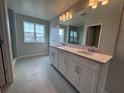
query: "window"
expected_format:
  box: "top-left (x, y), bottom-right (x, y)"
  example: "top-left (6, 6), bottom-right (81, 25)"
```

top-left (59, 28), bottom-right (64, 43)
top-left (69, 31), bottom-right (78, 43)
top-left (23, 21), bottom-right (45, 43)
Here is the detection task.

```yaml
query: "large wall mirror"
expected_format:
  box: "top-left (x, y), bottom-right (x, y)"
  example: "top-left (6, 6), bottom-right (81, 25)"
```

top-left (59, 3), bottom-right (123, 55)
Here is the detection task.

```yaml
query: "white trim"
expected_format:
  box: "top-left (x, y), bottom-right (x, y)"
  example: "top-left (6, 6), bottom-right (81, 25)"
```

top-left (12, 58), bottom-right (16, 67)
top-left (16, 53), bottom-right (48, 60)
top-left (12, 58), bottom-right (16, 81)
top-left (0, 0), bottom-right (14, 84)
top-left (85, 23), bottom-right (103, 48)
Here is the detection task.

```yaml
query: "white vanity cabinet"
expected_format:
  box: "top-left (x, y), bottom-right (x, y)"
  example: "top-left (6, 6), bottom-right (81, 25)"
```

top-left (66, 58), bottom-right (78, 87)
top-left (66, 53), bottom-right (100, 93)
top-left (77, 64), bottom-right (99, 93)
top-left (50, 46), bottom-right (102, 93)
top-left (58, 50), bottom-right (67, 76)
top-left (49, 47), bottom-right (58, 68)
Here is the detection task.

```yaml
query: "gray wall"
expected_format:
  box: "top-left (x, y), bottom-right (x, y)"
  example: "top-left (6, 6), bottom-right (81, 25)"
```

top-left (15, 14), bottom-right (49, 57)
top-left (105, 7), bottom-right (124, 93)
top-left (82, 6), bottom-right (122, 55)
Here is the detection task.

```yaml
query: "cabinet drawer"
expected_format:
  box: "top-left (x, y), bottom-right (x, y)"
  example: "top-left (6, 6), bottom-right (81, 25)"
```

top-left (66, 53), bottom-right (100, 72)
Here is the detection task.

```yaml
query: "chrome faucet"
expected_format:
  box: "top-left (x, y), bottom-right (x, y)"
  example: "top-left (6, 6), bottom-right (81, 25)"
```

top-left (88, 46), bottom-right (96, 52)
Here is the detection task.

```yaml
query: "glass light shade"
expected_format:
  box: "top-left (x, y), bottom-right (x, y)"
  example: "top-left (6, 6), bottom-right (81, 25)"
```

top-left (66, 12), bottom-right (69, 20)
top-left (66, 12), bottom-right (69, 17)
top-left (92, 4), bottom-right (97, 9)
top-left (66, 17), bottom-right (69, 21)
top-left (92, 0), bottom-right (98, 9)
top-left (62, 14), bottom-right (66, 22)
top-left (69, 12), bottom-right (72, 19)
top-left (89, 0), bottom-right (94, 6)
top-left (101, 0), bottom-right (109, 5)
top-left (59, 16), bottom-right (63, 21)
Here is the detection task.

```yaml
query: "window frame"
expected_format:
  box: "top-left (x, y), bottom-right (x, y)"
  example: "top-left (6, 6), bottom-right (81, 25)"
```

top-left (23, 21), bottom-right (46, 43)
top-left (68, 30), bottom-right (78, 44)
top-left (58, 28), bottom-right (65, 43)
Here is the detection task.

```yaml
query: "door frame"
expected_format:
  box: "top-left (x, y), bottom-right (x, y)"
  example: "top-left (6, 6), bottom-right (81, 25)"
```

top-left (85, 23), bottom-right (103, 48)
top-left (0, 0), bottom-right (13, 86)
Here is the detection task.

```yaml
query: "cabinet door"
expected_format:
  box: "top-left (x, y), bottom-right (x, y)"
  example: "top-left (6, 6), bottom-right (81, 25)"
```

top-left (66, 59), bottom-right (77, 86)
top-left (53, 50), bottom-right (58, 68)
top-left (58, 52), bottom-right (66, 76)
top-left (49, 47), bottom-right (58, 68)
top-left (77, 65), bottom-right (99, 93)
top-left (49, 48), bottom-right (54, 64)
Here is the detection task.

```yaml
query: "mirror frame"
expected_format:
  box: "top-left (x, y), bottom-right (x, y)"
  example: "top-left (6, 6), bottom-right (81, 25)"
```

top-left (84, 23), bottom-right (103, 48)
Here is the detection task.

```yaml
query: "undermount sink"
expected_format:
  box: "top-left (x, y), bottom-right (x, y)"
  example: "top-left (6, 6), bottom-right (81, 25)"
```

top-left (77, 50), bottom-right (92, 55)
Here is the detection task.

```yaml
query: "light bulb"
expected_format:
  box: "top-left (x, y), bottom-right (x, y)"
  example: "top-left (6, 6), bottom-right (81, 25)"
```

top-left (59, 16), bottom-right (62, 21)
top-left (89, 0), bottom-right (94, 6)
top-left (92, 0), bottom-right (98, 9)
top-left (69, 12), bottom-right (72, 19)
top-left (101, 0), bottom-right (109, 5)
top-left (92, 4), bottom-right (97, 9)
top-left (66, 17), bottom-right (69, 21)
top-left (66, 12), bottom-right (69, 20)
top-left (62, 14), bottom-right (66, 22)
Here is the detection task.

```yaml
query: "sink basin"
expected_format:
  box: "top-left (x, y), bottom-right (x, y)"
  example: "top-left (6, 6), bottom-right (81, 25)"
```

top-left (77, 50), bottom-right (92, 55)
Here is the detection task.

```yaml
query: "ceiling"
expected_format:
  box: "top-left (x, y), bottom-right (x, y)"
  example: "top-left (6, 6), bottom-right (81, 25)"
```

top-left (7, 0), bottom-right (80, 20)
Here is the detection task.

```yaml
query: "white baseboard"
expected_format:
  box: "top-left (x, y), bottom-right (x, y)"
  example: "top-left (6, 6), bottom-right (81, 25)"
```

top-left (12, 58), bottom-right (17, 81)
top-left (12, 58), bottom-right (17, 67)
top-left (16, 53), bottom-right (48, 60)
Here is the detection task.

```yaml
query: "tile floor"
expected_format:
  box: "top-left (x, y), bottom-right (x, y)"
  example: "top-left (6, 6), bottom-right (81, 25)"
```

top-left (3, 55), bottom-right (78, 93)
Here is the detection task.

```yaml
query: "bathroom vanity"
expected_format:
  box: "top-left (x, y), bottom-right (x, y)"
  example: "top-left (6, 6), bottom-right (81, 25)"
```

top-left (49, 2), bottom-right (123, 93)
top-left (50, 45), bottom-right (112, 93)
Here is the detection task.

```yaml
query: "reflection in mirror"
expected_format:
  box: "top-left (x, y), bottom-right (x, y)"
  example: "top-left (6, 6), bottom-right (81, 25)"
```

top-left (58, 24), bottom-right (67, 43)
top-left (58, 28), bottom-right (64, 43)
top-left (86, 24), bottom-right (102, 48)
top-left (59, 3), bottom-right (123, 55)
top-left (68, 26), bottom-right (83, 44)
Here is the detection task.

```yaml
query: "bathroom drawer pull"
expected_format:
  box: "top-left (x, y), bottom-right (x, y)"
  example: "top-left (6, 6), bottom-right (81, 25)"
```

top-left (75, 66), bottom-right (78, 72)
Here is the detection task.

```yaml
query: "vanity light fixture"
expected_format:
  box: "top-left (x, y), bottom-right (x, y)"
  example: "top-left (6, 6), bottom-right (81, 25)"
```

top-left (101, 0), bottom-right (109, 5)
top-left (59, 11), bottom-right (73, 22)
top-left (89, 0), bottom-right (109, 9)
